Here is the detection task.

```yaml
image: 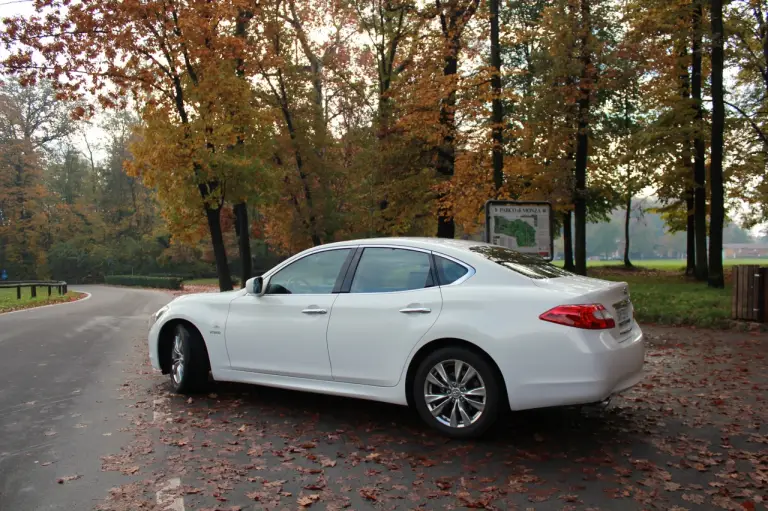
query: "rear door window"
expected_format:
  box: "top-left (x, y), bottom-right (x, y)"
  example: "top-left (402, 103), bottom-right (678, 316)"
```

top-left (469, 245), bottom-right (571, 279)
top-left (350, 248), bottom-right (434, 293)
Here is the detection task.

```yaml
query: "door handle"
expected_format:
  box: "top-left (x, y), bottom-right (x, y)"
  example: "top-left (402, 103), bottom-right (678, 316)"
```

top-left (399, 307), bottom-right (431, 314)
top-left (302, 308), bottom-right (328, 315)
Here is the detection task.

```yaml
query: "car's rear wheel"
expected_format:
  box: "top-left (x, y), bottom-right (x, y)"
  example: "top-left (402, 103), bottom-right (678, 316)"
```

top-left (169, 323), bottom-right (209, 394)
top-left (413, 347), bottom-right (501, 438)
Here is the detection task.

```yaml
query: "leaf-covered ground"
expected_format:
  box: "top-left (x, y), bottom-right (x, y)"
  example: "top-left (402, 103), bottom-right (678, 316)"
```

top-left (97, 327), bottom-right (767, 510)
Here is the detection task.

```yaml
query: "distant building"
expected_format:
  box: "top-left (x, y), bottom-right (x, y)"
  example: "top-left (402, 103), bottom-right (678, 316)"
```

top-left (723, 243), bottom-right (768, 258)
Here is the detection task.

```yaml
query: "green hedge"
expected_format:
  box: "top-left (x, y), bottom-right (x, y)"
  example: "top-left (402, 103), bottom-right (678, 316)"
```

top-left (105, 275), bottom-right (183, 290)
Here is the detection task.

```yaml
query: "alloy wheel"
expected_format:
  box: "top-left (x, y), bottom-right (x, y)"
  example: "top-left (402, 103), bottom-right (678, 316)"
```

top-left (171, 333), bottom-right (185, 385)
top-left (423, 359), bottom-right (486, 428)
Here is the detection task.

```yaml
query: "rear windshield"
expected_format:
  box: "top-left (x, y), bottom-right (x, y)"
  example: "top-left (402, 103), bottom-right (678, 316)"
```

top-left (469, 245), bottom-right (572, 279)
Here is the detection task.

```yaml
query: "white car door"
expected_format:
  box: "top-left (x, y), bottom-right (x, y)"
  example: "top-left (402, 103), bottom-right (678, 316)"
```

top-left (326, 247), bottom-right (443, 386)
top-left (224, 248), bottom-right (354, 380)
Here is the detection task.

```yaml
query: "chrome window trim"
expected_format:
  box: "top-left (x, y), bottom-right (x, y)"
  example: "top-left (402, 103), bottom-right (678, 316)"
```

top-left (357, 244), bottom-right (433, 254)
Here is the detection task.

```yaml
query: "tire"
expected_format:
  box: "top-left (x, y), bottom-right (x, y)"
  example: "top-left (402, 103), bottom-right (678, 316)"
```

top-left (169, 323), bottom-right (209, 394)
top-left (412, 347), bottom-right (502, 439)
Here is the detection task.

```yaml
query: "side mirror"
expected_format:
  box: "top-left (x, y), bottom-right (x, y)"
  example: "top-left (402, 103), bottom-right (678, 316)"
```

top-left (247, 276), bottom-right (266, 296)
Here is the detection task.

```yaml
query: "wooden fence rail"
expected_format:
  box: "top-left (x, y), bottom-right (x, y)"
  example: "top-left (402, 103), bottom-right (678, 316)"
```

top-left (0, 281), bottom-right (68, 300)
top-left (732, 266), bottom-right (767, 323)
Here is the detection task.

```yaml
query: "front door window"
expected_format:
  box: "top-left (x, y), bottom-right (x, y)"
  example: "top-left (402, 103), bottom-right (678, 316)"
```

top-left (267, 249), bottom-right (352, 295)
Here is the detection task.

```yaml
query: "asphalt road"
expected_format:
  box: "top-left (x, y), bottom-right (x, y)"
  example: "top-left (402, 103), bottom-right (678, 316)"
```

top-left (0, 286), bottom-right (171, 511)
top-left (1, 287), bottom-right (766, 511)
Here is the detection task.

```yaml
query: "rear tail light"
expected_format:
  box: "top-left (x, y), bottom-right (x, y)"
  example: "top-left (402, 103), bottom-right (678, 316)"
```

top-left (539, 304), bottom-right (616, 330)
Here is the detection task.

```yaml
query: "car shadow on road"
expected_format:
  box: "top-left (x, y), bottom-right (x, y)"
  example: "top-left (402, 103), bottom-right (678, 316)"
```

top-left (159, 380), bottom-right (657, 506)
top-left (185, 379), bottom-right (643, 452)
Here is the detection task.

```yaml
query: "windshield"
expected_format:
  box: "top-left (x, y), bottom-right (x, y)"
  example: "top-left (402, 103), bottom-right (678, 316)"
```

top-left (469, 245), bottom-right (572, 279)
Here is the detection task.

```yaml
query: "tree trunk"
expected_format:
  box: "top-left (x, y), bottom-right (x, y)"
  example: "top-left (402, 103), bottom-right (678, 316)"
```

top-left (681, 65), bottom-right (696, 277)
top-left (708, 0), bottom-right (725, 288)
top-left (573, 0), bottom-right (592, 277)
top-left (204, 205), bottom-right (233, 292)
top-left (686, 191), bottom-right (696, 275)
top-left (677, 34), bottom-right (696, 276)
top-left (692, 0), bottom-right (708, 281)
top-left (622, 94), bottom-right (633, 269)
top-left (234, 202), bottom-right (251, 288)
top-left (490, 0), bottom-right (504, 192)
top-left (275, 70), bottom-right (322, 246)
top-left (563, 211), bottom-right (575, 272)
top-left (436, 44), bottom-right (458, 239)
top-left (623, 195), bottom-right (633, 268)
top-left (233, 11), bottom-right (253, 289)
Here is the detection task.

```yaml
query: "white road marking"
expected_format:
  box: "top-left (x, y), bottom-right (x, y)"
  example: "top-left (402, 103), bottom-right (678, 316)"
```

top-left (0, 395), bottom-right (77, 415)
top-left (0, 441), bottom-right (58, 461)
top-left (152, 398), bottom-right (168, 423)
top-left (156, 478), bottom-right (184, 511)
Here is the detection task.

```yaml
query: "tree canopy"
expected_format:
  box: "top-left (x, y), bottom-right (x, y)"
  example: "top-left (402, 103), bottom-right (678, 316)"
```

top-left (1, 0), bottom-right (766, 287)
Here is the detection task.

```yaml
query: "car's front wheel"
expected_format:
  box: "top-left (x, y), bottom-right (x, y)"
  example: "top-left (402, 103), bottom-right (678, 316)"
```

top-left (413, 347), bottom-right (502, 438)
top-left (169, 323), bottom-right (209, 394)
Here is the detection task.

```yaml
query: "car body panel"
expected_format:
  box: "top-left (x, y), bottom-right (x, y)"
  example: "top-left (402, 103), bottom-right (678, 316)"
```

top-left (147, 237), bottom-right (645, 413)
top-left (148, 289), bottom-right (243, 377)
top-left (327, 286), bottom-right (443, 386)
top-left (224, 293), bottom-right (338, 380)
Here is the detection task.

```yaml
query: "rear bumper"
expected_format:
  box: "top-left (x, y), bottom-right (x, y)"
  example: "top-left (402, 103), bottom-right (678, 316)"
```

top-left (504, 325), bottom-right (645, 411)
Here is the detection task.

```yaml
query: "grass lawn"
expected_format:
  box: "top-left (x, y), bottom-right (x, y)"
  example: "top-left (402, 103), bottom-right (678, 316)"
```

top-left (554, 258), bottom-right (767, 270)
top-left (0, 287), bottom-right (85, 313)
top-left (550, 259), bottom-right (765, 328)
top-left (591, 269), bottom-right (734, 329)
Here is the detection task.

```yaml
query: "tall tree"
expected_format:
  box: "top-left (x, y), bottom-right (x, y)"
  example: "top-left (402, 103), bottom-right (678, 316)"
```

top-left (233, 8), bottom-right (254, 289)
top-left (562, 211), bottom-right (575, 271)
top-left (727, 0), bottom-right (768, 227)
top-left (709, 0), bottom-right (726, 288)
top-left (624, 0), bottom-right (702, 275)
top-left (0, 0), bottom-right (263, 290)
top-left (352, 0), bottom-right (429, 237)
top-left (573, 0), bottom-right (595, 276)
top-left (490, 0), bottom-right (504, 191)
top-left (692, 0), bottom-right (709, 281)
top-left (434, 0), bottom-right (481, 238)
top-left (677, 41), bottom-right (696, 276)
top-left (0, 79), bottom-right (74, 278)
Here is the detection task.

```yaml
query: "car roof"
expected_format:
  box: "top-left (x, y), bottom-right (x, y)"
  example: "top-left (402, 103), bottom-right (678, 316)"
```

top-left (315, 237), bottom-right (496, 260)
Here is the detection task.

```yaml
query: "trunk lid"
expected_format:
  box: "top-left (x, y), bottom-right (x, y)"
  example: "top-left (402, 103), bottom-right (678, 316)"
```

top-left (533, 275), bottom-right (634, 341)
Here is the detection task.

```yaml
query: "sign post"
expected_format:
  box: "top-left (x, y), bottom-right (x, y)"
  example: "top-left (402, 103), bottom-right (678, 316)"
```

top-left (484, 201), bottom-right (554, 261)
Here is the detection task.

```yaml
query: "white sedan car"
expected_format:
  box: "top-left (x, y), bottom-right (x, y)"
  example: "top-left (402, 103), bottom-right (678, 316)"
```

top-left (148, 238), bottom-right (644, 438)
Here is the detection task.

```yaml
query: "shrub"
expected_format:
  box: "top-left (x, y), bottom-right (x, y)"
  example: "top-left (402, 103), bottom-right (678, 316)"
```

top-left (105, 275), bottom-right (183, 290)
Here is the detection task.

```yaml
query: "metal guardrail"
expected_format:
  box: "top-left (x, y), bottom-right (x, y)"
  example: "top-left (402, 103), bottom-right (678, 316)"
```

top-left (0, 281), bottom-right (68, 299)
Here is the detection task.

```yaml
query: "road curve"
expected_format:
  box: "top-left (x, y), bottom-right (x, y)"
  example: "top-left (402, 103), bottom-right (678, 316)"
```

top-left (0, 285), bottom-right (172, 510)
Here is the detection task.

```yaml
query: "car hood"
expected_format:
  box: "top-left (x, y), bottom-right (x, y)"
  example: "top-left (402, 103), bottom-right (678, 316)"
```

top-left (170, 289), bottom-right (245, 305)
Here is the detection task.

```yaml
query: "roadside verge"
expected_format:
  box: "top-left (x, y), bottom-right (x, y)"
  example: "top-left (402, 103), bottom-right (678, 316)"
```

top-left (0, 291), bottom-right (90, 315)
